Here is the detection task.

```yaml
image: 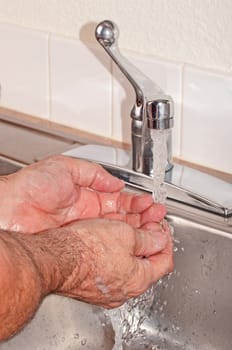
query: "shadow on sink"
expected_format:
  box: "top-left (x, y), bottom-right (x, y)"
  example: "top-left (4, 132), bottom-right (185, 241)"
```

top-left (0, 158), bottom-right (232, 350)
top-left (0, 158), bottom-right (22, 175)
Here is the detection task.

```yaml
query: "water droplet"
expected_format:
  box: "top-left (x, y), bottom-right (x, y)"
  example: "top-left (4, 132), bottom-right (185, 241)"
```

top-left (81, 338), bottom-right (87, 346)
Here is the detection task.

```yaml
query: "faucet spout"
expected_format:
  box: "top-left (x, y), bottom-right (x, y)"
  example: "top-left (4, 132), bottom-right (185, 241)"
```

top-left (95, 20), bottom-right (174, 175)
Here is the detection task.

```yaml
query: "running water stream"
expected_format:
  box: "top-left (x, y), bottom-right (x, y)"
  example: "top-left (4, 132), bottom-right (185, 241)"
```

top-left (106, 130), bottom-right (170, 350)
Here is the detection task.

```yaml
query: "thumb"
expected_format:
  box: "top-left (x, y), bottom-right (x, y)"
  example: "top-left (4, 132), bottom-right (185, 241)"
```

top-left (134, 231), bottom-right (173, 291)
top-left (133, 227), bottom-right (168, 258)
top-left (146, 230), bottom-right (174, 282)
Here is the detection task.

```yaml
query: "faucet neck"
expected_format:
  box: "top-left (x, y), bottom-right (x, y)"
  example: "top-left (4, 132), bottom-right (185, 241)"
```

top-left (96, 20), bottom-right (174, 176)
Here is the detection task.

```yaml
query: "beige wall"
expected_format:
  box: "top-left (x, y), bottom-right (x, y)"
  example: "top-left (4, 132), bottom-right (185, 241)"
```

top-left (0, 0), bottom-right (231, 72)
top-left (0, 1), bottom-right (232, 173)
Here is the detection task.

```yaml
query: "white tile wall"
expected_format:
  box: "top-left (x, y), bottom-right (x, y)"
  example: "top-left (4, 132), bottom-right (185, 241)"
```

top-left (182, 66), bottom-right (232, 174)
top-left (50, 36), bottom-right (112, 137)
top-left (0, 22), bottom-right (232, 174)
top-left (0, 23), bottom-right (49, 118)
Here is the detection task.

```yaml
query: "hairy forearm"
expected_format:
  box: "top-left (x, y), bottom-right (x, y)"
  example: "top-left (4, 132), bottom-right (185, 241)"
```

top-left (0, 228), bottom-right (81, 340)
top-left (0, 231), bottom-right (45, 340)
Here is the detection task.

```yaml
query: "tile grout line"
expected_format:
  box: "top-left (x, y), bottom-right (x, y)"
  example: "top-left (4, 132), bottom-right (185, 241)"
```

top-left (47, 32), bottom-right (52, 121)
top-left (178, 63), bottom-right (185, 159)
top-left (110, 60), bottom-right (114, 139)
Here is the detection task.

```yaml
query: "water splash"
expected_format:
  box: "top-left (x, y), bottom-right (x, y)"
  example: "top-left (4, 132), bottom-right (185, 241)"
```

top-left (151, 130), bottom-right (169, 204)
top-left (108, 285), bottom-right (155, 349)
top-left (107, 130), bottom-right (170, 349)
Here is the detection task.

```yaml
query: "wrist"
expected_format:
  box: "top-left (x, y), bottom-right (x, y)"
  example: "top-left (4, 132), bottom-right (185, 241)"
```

top-left (0, 231), bottom-right (45, 339)
top-left (15, 232), bottom-right (63, 296)
top-left (0, 227), bottom-right (82, 340)
top-left (18, 228), bottom-right (82, 296)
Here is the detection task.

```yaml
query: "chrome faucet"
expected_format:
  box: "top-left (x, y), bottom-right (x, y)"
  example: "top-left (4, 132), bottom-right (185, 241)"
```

top-left (68, 20), bottom-right (232, 224)
top-left (95, 20), bottom-right (174, 176)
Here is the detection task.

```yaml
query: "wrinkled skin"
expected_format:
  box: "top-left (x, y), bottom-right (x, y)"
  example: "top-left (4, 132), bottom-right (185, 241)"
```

top-left (0, 155), bottom-right (167, 234)
top-left (0, 155), bottom-right (173, 315)
top-left (55, 218), bottom-right (173, 308)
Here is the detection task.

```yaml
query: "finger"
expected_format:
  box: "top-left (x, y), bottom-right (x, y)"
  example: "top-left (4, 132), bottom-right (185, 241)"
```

top-left (102, 300), bottom-right (125, 309)
top-left (147, 227), bottom-right (174, 274)
top-left (140, 253), bottom-right (173, 291)
top-left (135, 233), bottom-right (173, 291)
top-left (97, 192), bottom-right (154, 218)
top-left (103, 213), bottom-right (125, 221)
top-left (98, 192), bottom-right (120, 215)
top-left (102, 214), bottom-right (166, 231)
top-left (125, 213), bottom-right (142, 228)
top-left (133, 228), bottom-right (168, 257)
top-left (119, 192), bottom-right (154, 213)
top-left (141, 203), bottom-right (166, 224)
top-left (102, 212), bottom-right (143, 229)
top-left (60, 156), bottom-right (124, 192)
top-left (147, 236), bottom-right (174, 279)
top-left (102, 213), bottom-right (156, 230)
top-left (141, 222), bottom-right (163, 231)
top-left (156, 223), bottom-right (173, 256)
top-left (71, 188), bottom-right (101, 219)
top-left (127, 246), bottom-right (172, 298)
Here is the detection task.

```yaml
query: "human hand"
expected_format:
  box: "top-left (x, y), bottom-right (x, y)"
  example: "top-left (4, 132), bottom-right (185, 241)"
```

top-left (56, 219), bottom-right (173, 308)
top-left (0, 216), bottom-right (173, 340)
top-left (36, 218), bottom-right (173, 308)
top-left (0, 155), bottom-right (166, 233)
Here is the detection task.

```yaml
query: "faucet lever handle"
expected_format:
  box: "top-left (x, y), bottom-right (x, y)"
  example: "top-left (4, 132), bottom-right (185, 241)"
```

top-left (95, 20), bottom-right (174, 129)
top-left (96, 21), bottom-right (162, 106)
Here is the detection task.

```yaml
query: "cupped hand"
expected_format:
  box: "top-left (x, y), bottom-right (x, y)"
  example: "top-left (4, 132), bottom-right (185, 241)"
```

top-left (50, 218), bottom-right (173, 308)
top-left (0, 155), bottom-right (166, 233)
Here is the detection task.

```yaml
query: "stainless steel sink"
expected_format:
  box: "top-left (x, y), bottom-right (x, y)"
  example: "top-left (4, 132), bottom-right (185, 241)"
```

top-left (0, 157), bottom-right (22, 175)
top-left (0, 156), bottom-right (232, 350)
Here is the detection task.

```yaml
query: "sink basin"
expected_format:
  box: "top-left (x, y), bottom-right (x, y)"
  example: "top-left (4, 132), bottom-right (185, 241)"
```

top-left (0, 156), bottom-right (232, 350)
top-left (0, 157), bottom-right (22, 175)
